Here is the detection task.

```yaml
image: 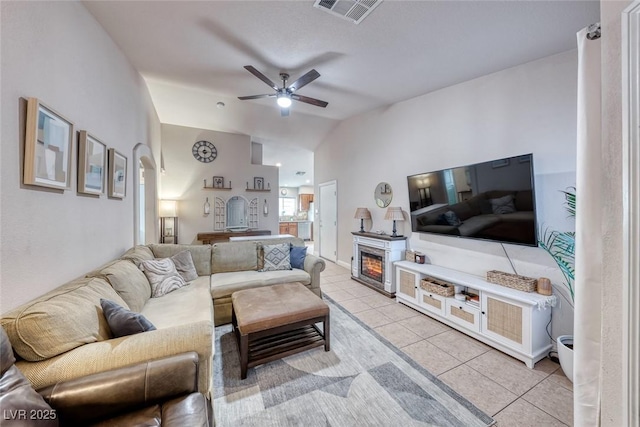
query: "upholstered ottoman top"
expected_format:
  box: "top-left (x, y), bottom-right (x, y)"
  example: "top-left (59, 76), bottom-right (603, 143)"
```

top-left (231, 282), bottom-right (328, 335)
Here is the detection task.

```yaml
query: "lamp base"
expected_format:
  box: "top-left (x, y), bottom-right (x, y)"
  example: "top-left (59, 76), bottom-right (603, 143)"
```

top-left (359, 218), bottom-right (365, 233)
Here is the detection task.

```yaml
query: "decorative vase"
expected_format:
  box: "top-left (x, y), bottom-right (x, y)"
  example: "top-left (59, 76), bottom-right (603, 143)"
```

top-left (557, 335), bottom-right (574, 382)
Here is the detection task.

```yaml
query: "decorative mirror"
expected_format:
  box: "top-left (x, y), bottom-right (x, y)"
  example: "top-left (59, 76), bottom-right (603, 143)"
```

top-left (375, 182), bottom-right (392, 208)
top-left (213, 196), bottom-right (259, 231)
top-left (226, 196), bottom-right (248, 230)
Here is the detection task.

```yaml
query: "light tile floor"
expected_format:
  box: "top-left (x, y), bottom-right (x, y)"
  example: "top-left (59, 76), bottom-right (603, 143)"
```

top-left (320, 261), bottom-right (573, 427)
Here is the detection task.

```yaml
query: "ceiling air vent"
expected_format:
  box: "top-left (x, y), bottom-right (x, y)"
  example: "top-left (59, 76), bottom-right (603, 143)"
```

top-left (313, 0), bottom-right (383, 25)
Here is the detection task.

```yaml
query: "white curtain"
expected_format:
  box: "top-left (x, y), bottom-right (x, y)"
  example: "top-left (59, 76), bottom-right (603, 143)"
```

top-left (574, 26), bottom-right (602, 426)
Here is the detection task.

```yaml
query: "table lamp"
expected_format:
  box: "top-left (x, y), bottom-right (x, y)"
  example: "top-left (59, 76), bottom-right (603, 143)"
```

top-left (384, 206), bottom-right (404, 237)
top-left (354, 208), bottom-right (371, 233)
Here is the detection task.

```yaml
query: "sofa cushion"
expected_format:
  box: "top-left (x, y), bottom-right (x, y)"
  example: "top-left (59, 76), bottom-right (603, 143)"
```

top-left (261, 243), bottom-right (292, 271)
top-left (450, 201), bottom-right (474, 221)
top-left (88, 259), bottom-right (151, 313)
top-left (149, 244), bottom-right (211, 277)
top-left (141, 278), bottom-right (213, 330)
top-left (0, 277), bottom-right (126, 362)
top-left (211, 241), bottom-right (258, 274)
top-left (120, 245), bottom-right (155, 267)
top-left (290, 245), bottom-right (307, 270)
top-left (140, 258), bottom-right (187, 298)
top-left (171, 251), bottom-right (198, 282)
top-left (210, 269), bottom-right (310, 300)
top-left (457, 214), bottom-right (501, 236)
top-left (100, 299), bottom-right (156, 338)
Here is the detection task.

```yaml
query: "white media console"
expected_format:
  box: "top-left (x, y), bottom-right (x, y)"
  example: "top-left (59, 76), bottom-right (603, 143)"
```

top-left (394, 260), bottom-right (555, 368)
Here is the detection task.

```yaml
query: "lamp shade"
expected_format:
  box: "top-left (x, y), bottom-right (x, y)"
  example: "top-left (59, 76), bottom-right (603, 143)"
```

top-left (384, 207), bottom-right (404, 221)
top-left (354, 208), bottom-right (371, 219)
top-left (159, 200), bottom-right (177, 217)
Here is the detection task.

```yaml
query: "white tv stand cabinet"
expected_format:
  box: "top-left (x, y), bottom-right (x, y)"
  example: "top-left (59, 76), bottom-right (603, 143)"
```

top-left (394, 261), bottom-right (554, 368)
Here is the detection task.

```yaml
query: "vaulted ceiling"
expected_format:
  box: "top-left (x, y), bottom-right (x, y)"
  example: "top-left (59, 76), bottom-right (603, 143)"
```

top-left (84, 0), bottom-right (600, 186)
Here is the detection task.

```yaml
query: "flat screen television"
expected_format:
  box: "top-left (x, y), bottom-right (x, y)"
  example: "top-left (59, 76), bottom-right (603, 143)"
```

top-left (407, 153), bottom-right (537, 246)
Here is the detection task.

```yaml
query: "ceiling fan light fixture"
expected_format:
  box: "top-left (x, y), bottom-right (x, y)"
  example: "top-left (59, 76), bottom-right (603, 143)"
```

top-left (277, 93), bottom-right (292, 108)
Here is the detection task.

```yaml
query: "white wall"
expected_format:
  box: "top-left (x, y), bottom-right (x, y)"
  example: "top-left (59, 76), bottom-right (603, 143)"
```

top-left (160, 124), bottom-right (279, 243)
top-left (315, 50), bottom-right (579, 337)
top-left (0, 1), bottom-right (161, 312)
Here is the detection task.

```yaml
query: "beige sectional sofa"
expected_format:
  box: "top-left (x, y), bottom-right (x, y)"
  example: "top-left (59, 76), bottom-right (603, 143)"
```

top-left (0, 235), bottom-right (324, 398)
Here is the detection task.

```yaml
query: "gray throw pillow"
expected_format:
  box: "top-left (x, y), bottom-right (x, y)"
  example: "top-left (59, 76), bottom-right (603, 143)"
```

top-left (100, 299), bottom-right (156, 338)
top-left (171, 250), bottom-right (198, 282)
top-left (140, 258), bottom-right (187, 297)
top-left (490, 194), bottom-right (517, 214)
top-left (260, 243), bottom-right (292, 271)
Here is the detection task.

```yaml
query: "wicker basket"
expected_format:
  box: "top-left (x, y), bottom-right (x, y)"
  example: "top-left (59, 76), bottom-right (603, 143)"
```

top-left (405, 250), bottom-right (416, 262)
top-left (420, 276), bottom-right (455, 297)
top-left (486, 270), bottom-right (537, 293)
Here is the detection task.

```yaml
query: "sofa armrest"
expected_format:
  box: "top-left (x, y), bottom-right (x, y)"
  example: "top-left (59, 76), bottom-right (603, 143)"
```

top-left (38, 352), bottom-right (199, 425)
top-left (303, 253), bottom-right (326, 293)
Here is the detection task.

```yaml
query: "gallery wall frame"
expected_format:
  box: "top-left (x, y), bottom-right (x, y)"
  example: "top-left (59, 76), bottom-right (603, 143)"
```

top-left (108, 148), bottom-right (127, 199)
top-left (213, 176), bottom-right (224, 189)
top-left (24, 97), bottom-right (74, 190)
top-left (78, 131), bottom-right (106, 196)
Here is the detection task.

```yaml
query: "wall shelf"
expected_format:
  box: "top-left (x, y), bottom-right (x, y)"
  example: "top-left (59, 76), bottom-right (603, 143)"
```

top-left (245, 189), bottom-right (271, 192)
top-left (203, 187), bottom-right (232, 191)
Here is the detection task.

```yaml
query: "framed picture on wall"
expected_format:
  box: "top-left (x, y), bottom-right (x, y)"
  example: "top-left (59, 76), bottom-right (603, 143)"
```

top-left (254, 177), bottom-right (264, 190)
top-left (23, 97), bottom-right (74, 190)
top-left (213, 176), bottom-right (224, 189)
top-left (108, 148), bottom-right (127, 198)
top-left (78, 131), bottom-right (106, 195)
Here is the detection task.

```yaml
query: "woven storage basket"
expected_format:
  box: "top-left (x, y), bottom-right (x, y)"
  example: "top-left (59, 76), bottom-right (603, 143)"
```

top-left (420, 276), bottom-right (455, 297)
top-left (405, 250), bottom-right (416, 262)
top-left (486, 270), bottom-right (537, 293)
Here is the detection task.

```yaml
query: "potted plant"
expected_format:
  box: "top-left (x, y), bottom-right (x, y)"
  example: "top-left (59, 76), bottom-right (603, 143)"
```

top-left (539, 188), bottom-right (575, 381)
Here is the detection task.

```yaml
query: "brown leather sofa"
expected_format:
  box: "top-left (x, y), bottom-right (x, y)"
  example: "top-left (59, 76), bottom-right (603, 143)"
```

top-left (0, 327), bottom-right (212, 426)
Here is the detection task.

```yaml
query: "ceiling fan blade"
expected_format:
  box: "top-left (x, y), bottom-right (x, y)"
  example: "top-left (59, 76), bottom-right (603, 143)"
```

top-left (281, 107), bottom-right (290, 117)
top-left (238, 94), bottom-right (276, 100)
top-left (244, 65), bottom-right (278, 90)
top-left (287, 69), bottom-right (320, 92)
top-left (291, 93), bottom-right (328, 108)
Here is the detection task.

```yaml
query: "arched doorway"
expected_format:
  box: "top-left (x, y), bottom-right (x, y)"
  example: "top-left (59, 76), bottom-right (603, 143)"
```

top-left (133, 143), bottom-right (158, 244)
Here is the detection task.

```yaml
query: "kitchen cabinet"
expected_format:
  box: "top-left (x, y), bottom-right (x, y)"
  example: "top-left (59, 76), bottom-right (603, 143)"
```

top-left (299, 194), bottom-right (314, 211)
top-left (278, 222), bottom-right (298, 237)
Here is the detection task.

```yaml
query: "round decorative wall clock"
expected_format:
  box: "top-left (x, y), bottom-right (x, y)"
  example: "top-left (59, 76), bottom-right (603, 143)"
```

top-left (192, 140), bottom-right (217, 163)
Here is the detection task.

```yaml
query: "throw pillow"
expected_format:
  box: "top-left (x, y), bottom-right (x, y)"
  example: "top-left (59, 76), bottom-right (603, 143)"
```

top-left (290, 245), bottom-right (307, 270)
top-left (171, 250), bottom-right (198, 282)
top-left (490, 194), bottom-right (517, 214)
top-left (260, 243), bottom-right (292, 271)
top-left (100, 299), bottom-right (156, 338)
top-left (444, 210), bottom-right (462, 226)
top-left (139, 258), bottom-right (187, 297)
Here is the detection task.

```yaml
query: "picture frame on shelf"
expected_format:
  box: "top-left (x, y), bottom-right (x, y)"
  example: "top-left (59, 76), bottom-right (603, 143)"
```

top-left (24, 97), bottom-right (74, 190)
top-left (213, 176), bottom-right (224, 189)
top-left (78, 131), bottom-right (106, 196)
top-left (108, 148), bottom-right (127, 198)
top-left (254, 177), bottom-right (264, 190)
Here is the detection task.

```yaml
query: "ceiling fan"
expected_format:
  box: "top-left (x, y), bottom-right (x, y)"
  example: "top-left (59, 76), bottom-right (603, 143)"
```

top-left (238, 65), bottom-right (328, 117)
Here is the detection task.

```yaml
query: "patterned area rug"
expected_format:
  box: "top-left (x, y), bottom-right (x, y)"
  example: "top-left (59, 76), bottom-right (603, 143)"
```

top-left (213, 297), bottom-right (495, 426)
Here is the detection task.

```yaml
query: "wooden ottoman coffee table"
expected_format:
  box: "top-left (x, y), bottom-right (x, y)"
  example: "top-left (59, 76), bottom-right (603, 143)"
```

top-left (231, 282), bottom-right (330, 379)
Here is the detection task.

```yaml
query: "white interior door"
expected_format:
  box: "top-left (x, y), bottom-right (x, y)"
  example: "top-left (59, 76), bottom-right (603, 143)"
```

top-left (318, 180), bottom-right (337, 262)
